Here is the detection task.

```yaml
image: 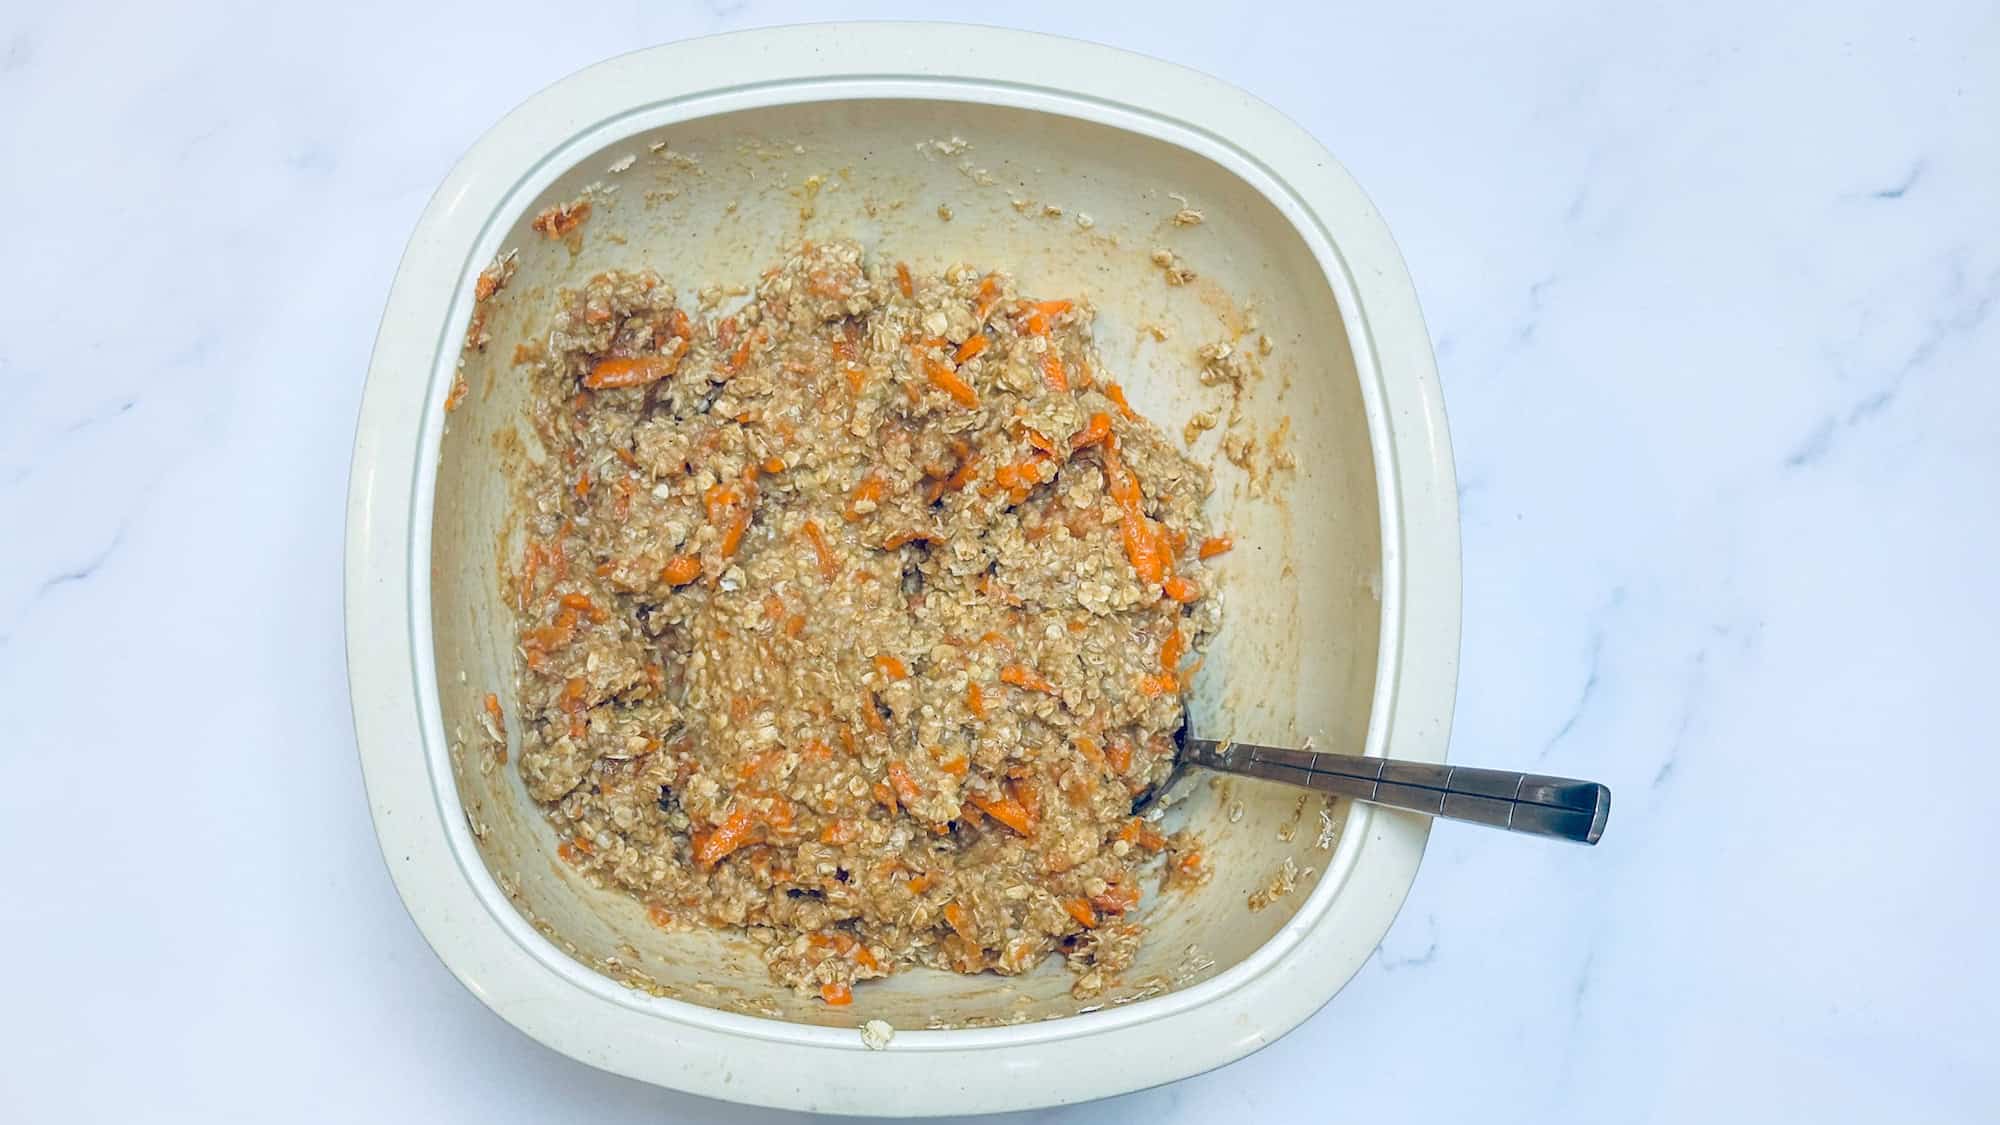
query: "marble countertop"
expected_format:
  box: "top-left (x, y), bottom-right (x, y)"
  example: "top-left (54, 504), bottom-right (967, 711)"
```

top-left (3, 2), bottom-right (1994, 1121)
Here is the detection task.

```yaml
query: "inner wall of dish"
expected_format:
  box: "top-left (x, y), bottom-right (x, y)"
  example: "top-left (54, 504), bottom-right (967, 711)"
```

top-left (431, 97), bottom-right (1382, 1028)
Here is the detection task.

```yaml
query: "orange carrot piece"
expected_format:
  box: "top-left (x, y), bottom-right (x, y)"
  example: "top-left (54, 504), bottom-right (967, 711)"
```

top-left (906, 874), bottom-right (932, 894)
top-left (690, 803), bottom-right (758, 867)
top-left (1020, 300), bottom-right (1071, 335)
top-left (574, 470), bottom-right (591, 502)
top-left (662, 554), bottom-right (702, 585)
top-left (1062, 898), bottom-right (1098, 929)
top-left (873, 654), bottom-right (909, 681)
top-left (990, 452), bottom-right (1050, 505)
top-left (1103, 444), bottom-right (1170, 586)
top-left (803, 737), bottom-right (834, 761)
top-left (969, 791), bottom-right (1034, 836)
top-left (763, 456), bottom-right (787, 474)
top-left (966, 682), bottom-right (986, 719)
top-left (719, 507), bottom-right (750, 558)
top-left (1105, 739), bottom-right (1133, 774)
top-left (881, 529), bottom-right (933, 550)
top-left (935, 749), bottom-right (969, 776)
top-left (802, 519), bottom-right (838, 578)
top-left (704, 484), bottom-right (739, 525)
top-left (1040, 351), bottom-right (1069, 393)
top-left (973, 276), bottom-right (1002, 320)
top-left (524, 608), bottom-right (577, 656)
top-left (942, 454), bottom-right (982, 494)
top-left (844, 474), bottom-right (886, 521)
top-left (999, 664), bottom-right (1058, 695)
top-left (1103, 381), bottom-right (1139, 420)
top-left (584, 343), bottom-right (686, 390)
top-left (482, 693), bottom-right (505, 734)
top-left (954, 334), bottom-right (989, 364)
top-left (820, 818), bottom-right (861, 845)
top-left (1198, 535), bottom-right (1234, 559)
top-left (924, 357), bottom-right (980, 408)
top-left (1130, 527), bottom-right (1172, 585)
top-left (727, 328), bottom-right (761, 373)
top-left (820, 981), bottom-right (853, 1006)
top-left (1070, 412), bottom-right (1113, 451)
top-left (1163, 575), bottom-right (1201, 603)
top-left (704, 483), bottom-right (753, 558)
top-left (895, 261), bottom-right (914, 298)
top-left (887, 761), bottom-right (922, 807)
top-left (1160, 626), bottom-right (1184, 676)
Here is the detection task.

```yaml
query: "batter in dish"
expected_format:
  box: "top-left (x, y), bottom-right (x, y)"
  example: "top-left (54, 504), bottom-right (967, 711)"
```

top-left (508, 241), bottom-right (1225, 1003)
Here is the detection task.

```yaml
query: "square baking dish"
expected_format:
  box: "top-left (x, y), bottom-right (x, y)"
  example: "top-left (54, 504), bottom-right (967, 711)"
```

top-left (346, 22), bottom-right (1458, 1115)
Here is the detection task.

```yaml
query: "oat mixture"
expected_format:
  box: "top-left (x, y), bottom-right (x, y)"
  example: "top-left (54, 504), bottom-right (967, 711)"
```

top-left (508, 240), bottom-right (1228, 1004)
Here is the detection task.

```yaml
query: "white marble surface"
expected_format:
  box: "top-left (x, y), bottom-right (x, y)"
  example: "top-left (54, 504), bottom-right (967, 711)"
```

top-left (3, 1), bottom-right (1995, 1121)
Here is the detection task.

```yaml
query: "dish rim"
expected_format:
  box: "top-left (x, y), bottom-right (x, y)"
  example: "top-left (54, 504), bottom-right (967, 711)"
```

top-left (344, 21), bottom-right (1459, 1115)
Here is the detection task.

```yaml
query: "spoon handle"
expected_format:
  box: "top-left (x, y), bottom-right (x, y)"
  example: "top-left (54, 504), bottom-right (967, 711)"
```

top-left (1180, 740), bottom-right (1610, 845)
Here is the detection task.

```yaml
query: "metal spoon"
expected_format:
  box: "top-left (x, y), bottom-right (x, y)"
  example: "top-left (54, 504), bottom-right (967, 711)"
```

top-left (1156, 730), bottom-right (1611, 844)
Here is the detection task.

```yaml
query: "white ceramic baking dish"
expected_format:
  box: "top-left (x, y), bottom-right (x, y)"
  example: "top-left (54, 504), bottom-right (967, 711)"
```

top-left (345, 22), bottom-right (1457, 1116)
